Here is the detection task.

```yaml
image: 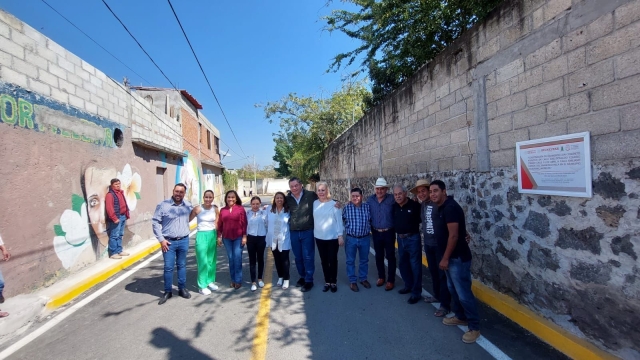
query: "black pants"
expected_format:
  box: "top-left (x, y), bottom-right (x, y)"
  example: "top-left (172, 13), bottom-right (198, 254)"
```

top-left (247, 235), bottom-right (266, 282)
top-left (372, 229), bottom-right (396, 283)
top-left (316, 238), bottom-right (339, 284)
top-left (272, 246), bottom-right (290, 280)
top-left (425, 244), bottom-right (451, 310)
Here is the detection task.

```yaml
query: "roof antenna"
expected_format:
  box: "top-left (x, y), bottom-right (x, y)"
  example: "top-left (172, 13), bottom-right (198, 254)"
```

top-left (123, 76), bottom-right (130, 87)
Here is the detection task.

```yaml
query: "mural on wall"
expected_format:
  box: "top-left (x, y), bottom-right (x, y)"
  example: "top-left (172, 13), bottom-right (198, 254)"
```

top-left (0, 82), bottom-right (119, 147)
top-left (53, 164), bottom-right (143, 269)
top-left (203, 170), bottom-right (224, 206)
top-left (176, 152), bottom-right (201, 205)
top-left (52, 194), bottom-right (92, 269)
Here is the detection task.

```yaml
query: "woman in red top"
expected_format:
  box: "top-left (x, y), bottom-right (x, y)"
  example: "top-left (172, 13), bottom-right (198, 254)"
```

top-left (218, 190), bottom-right (248, 289)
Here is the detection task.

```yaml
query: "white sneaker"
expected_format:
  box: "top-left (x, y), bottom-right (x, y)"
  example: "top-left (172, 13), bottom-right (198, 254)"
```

top-left (199, 288), bottom-right (211, 295)
top-left (207, 283), bottom-right (219, 291)
top-left (282, 280), bottom-right (289, 289)
top-left (258, 280), bottom-right (265, 288)
top-left (251, 283), bottom-right (257, 291)
top-left (276, 278), bottom-right (283, 287)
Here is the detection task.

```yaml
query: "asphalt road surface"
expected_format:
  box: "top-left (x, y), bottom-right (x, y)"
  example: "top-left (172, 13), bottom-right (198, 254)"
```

top-left (3, 195), bottom-right (567, 360)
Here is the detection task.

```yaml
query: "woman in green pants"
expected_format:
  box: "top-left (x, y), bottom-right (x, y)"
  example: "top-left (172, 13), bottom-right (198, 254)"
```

top-left (190, 190), bottom-right (220, 295)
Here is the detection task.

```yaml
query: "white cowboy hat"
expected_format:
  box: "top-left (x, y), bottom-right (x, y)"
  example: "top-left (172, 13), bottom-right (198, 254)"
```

top-left (374, 177), bottom-right (389, 188)
top-left (409, 179), bottom-right (431, 194)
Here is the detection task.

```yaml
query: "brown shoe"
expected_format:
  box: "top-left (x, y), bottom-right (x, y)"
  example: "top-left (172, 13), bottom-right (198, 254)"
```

top-left (119, 252), bottom-right (130, 256)
top-left (360, 280), bottom-right (371, 289)
top-left (230, 282), bottom-right (235, 288)
top-left (110, 254), bottom-right (122, 259)
top-left (350, 283), bottom-right (359, 292)
top-left (376, 278), bottom-right (385, 287)
top-left (385, 282), bottom-right (394, 291)
top-left (234, 283), bottom-right (242, 289)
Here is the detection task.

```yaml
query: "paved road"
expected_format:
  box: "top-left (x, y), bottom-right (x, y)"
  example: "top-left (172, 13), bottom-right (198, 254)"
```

top-left (3, 195), bottom-right (567, 360)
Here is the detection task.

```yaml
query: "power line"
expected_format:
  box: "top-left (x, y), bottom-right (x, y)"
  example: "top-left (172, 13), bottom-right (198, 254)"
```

top-left (100, 0), bottom-right (177, 90)
top-left (166, 0), bottom-right (248, 159)
top-left (39, 0), bottom-right (152, 86)
top-left (100, 0), bottom-right (246, 159)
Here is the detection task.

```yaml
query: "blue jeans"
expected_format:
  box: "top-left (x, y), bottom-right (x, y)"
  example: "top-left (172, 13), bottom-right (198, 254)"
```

top-left (0, 267), bottom-right (4, 297)
top-left (107, 214), bottom-right (127, 256)
top-left (397, 233), bottom-right (422, 297)
top-left (345, 235), bottom-right (370, 283)
top-left (162, 236), bottom-right (189, 292)
top-left (446, 257), bottom-right (480, 330)
top-left (223, 237), bottom-right (243, 284)
top-left (425, 244), bottom-right (451, 311)
top-left (290, 229), bottom-right (315, 283)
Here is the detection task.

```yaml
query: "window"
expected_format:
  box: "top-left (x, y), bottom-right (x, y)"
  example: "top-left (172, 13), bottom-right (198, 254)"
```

top-left (207, 129), bottom-right (211, 150)
top-left (214, 136), bottom-right (220, 154)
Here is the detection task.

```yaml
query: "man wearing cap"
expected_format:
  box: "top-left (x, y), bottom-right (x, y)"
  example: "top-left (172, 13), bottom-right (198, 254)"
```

top-left (392, 184), bottom-right (423, 304)
top-left (410, 179), bottom-right (451, 317)
top-left (366, 178), bottom-right (397, 291)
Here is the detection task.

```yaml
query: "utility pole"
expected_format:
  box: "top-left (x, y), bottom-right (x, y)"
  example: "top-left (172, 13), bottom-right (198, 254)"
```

top-left (253, 155), bottom-right (257, 193)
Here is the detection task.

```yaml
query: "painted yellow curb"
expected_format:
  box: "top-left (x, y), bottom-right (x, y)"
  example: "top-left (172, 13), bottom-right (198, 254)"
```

top-left (251, 251), bottom-right (274, 360)
top-left (397, 242), bottom-right (616, 359)
top-left (471, 280), bottom-right (618, 360)
top-left (46, 242), bottom-right (161, 309)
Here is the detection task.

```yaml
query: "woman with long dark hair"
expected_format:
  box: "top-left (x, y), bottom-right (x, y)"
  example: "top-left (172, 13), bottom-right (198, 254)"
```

top-left (246, 196), bottom-right (267, 291)
top-left (189, 190), bottom-right (220, 295)
top-left (218, 190), bottom-right (247, 289)
top-left (266, 192), bottom-right (291, 289)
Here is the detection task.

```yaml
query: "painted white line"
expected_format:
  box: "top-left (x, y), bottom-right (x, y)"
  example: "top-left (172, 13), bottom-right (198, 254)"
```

top-left (0, 251), bottom-right (163, 359)
top-left (369, 247), bottom-right (512, 360)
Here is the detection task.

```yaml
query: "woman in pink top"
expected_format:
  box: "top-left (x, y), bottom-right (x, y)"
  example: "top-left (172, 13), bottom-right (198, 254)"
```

top-left (218, 190), bottom-right (248, 289)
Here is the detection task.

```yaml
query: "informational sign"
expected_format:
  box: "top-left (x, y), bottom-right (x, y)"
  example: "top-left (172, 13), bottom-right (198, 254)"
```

top-left (516, 132), bottom-right (592, 198)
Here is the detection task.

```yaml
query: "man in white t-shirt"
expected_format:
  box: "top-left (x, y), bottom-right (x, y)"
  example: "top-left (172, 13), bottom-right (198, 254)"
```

top-left (0, 233), bottom-right (11, 318)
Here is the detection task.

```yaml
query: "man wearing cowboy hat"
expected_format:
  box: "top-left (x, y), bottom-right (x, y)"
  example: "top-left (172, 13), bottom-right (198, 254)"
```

top-left (410, 179), bottom-right (451, 317)
top-left (365, 177), bottom-right (397, 291)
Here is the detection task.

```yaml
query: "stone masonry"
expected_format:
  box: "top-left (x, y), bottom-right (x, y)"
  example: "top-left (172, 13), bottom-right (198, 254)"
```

top-left (320, 0), bottom-right (640, 358)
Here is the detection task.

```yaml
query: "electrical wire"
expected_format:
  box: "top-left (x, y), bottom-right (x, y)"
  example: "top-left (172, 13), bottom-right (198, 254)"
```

top-left (39, 0), bottom-right (152, 86)
top-left (166, 0), bottom-right (248, 158)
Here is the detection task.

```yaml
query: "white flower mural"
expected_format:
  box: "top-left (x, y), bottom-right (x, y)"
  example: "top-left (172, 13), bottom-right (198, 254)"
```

top-left (53, 195), bottom-right (91, 269)
top-left (117, 164), bottom-right (142, 211)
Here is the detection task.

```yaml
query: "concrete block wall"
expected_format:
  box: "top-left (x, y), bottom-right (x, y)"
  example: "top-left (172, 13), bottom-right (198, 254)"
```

top-left (0, 9), bottom-right (182, 154)
top-left (320, 0), bottom-right (640, 357)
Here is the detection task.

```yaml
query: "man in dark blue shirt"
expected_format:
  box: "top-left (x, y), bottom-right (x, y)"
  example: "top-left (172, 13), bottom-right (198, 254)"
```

top-left (430, 180), bottom-right (480, 344)
top-left (365, 178), bottom-right (397, 291)
top-left (392, 184), bottom-right (423, 304)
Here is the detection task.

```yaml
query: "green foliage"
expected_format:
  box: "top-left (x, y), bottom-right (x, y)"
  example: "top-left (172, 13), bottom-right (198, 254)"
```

top-left (222, 170), bottom-right (239, 192)
top-left (236, 163), bottom-right (279, 180)
top-left (260, 80), bottom-right (371, 182)
top-left (324, 0), bottom-right (503, 104)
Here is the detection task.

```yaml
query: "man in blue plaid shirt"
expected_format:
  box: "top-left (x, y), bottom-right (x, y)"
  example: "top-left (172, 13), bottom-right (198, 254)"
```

top-left (342, 188), bottom-right (372, 292)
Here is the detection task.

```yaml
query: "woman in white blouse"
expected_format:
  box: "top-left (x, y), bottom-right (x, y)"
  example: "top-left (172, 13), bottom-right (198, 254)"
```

top-left (313, 182), bottom-right (344, 293)
top-left (266, 192), bottom-right (291, 289)
top-left (246, 196), bottom-right (268, 292)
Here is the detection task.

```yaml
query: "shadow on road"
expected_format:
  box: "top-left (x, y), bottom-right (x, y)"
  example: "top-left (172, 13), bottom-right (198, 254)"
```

top-left (150, 327), bottom-right (216, 360)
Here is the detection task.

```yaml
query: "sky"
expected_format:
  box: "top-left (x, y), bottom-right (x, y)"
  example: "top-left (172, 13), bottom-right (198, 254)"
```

top-left (0, 0), bottom-right (362, 169)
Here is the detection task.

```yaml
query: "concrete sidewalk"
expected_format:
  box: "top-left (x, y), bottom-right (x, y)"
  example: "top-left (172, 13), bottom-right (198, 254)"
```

top-left (0, 238), bottom-right (161, 347)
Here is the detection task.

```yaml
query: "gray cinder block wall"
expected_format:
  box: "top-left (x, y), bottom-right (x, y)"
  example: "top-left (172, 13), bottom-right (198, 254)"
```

top-left (320, 0), bottom-right (640, 357)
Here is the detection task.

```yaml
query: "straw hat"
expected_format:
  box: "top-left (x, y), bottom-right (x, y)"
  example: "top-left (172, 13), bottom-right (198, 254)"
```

top-left (409, 179), bottom-right (431, 194)
top-left (374, 177), bottom-right (389, 188)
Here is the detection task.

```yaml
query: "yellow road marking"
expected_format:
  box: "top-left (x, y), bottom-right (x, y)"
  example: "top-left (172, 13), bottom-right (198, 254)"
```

top-left (251, 250), bottom-right (274, 360)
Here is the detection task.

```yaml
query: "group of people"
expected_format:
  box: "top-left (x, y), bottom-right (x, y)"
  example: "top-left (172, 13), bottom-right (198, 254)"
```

top-left (152, 176), bottom-right (480, 344)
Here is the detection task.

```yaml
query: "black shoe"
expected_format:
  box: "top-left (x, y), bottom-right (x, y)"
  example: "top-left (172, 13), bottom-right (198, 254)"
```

top-left (158, 292), bottom-right (172, 305)
top-left (398, 288), bottom-right (411, 295)
top-left (408, 296), bottom-right (420, 304)
top-left (301, 283), bottom-right (314, 292)
top-left (0, 294), bottom-right (4, 304)
top-left (178, 288), bottom-right (191, 299)
top-left (296, 278), bottom-right (306, 287)
top-left (322, 284), bottom-right (331, 292)
top-left (330, 284), bottom-right (337, 293)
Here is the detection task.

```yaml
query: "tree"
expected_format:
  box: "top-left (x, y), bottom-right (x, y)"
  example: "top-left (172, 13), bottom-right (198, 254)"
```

top-left (324, 0), bottom-right (503, 104)
top-left (272, 138), bottom-right (293, 177)
top-left (222, 169), bottom-right (238, 192)
top-left (260, 80), bottom-right (371, 182)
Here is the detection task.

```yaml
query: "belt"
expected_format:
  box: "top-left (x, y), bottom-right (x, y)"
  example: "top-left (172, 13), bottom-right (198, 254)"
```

top-left (397, 233), bottom-right (418, 239)
top-left (374, 228), bottom-right (390, 232)
top-left (164, 235), bottom-right (189, 241)
top-left (347, 234), bottom-right (370, 239)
